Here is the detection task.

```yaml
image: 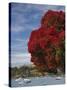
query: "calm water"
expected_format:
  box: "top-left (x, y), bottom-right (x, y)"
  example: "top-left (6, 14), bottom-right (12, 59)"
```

top-left (11, 76), bottom-right (65, 87)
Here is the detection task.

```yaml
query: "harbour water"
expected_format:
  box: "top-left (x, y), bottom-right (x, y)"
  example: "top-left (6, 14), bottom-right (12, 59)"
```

top-left (11, 76), bottom-right (65, 87)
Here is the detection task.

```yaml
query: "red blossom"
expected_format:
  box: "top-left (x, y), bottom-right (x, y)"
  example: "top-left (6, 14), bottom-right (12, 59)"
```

top-left (28, 10), bottom-right (65, 73)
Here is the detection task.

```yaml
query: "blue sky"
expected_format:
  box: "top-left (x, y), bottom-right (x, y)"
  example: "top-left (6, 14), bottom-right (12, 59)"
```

top-left (10, 3), bottom-right (65, 67)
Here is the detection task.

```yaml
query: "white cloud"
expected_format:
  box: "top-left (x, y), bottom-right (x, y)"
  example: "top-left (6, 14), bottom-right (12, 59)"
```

top-left (11, 38), bottom-right (28, 52)
top-left (12, 53), bottom-right (31, 57)
top-left (11, 53), bottom-right (31, 67)
top-left (35, 5), bottom-right (65, 11)
top-left (11, 4), bottom-right (65, 32)
top-left (11, 25), bottom-right (25, 32)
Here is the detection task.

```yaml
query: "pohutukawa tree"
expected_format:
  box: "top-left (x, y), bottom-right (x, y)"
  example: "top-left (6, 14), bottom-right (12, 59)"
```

top-left (28, 10), bottom-right (65, 73)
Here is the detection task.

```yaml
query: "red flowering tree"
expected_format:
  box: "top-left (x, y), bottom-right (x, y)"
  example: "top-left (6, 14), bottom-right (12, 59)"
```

top-left (28, 10), bottom-right (65, 73)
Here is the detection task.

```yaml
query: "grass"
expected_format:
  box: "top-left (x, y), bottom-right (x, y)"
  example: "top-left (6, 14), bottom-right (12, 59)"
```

top-left (10, 65), bottom-right (64, 79)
